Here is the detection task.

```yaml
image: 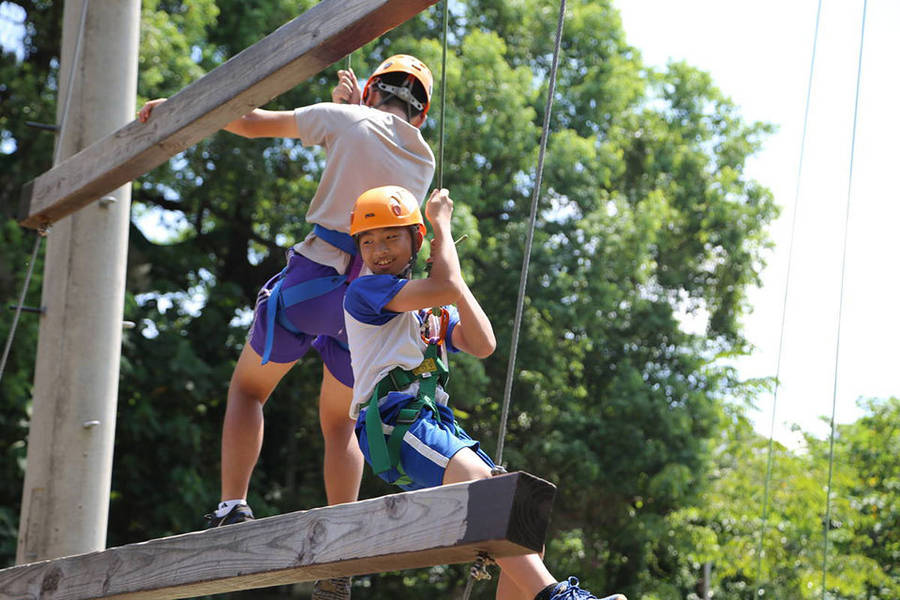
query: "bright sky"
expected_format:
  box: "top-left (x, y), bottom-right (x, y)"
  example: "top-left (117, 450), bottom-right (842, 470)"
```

top-left (617, 0), bottom-right (900, 446)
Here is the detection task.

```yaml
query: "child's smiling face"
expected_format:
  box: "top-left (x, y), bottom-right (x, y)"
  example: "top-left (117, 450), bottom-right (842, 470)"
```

top-left (357, 226), bottom-right (415, 276)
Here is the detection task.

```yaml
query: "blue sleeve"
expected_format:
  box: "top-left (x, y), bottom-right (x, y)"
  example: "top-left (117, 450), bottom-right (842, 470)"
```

top-left (444, 305), bottom-right (462, 354)
top-left (345, 275), bottom-right (408, 325)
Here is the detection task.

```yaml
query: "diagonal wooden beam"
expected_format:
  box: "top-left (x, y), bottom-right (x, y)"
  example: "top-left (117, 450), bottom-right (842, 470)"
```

top-left (18, 0), bottom-right (439, 229)
top-left (0, 472), bottom-right (556, 600)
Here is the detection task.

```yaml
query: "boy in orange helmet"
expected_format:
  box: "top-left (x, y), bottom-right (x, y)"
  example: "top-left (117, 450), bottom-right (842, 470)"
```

top-left (343, 186), bottom-right (626, 600)
top-left (139, 55), bottom-right (435, 600)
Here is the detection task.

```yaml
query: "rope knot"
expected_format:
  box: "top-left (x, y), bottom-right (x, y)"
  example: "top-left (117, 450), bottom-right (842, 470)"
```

top-left (468, 552), bottom-right (495, 582)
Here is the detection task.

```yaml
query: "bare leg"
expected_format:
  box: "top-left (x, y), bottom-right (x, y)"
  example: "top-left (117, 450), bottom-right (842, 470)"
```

top-left (220, 344), bottom-right (295, 501)
top-left (496, 570), bottom-right (531, 600)
top-left (443, 449), bottom-right (556, 599)
top-left (318, 365), bottom-right (364, 505)
top-left (497, 545), bottom-right (547, 599)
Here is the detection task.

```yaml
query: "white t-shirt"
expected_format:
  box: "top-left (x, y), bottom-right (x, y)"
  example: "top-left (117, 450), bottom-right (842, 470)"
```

top-left (291, 103), bottom-right (435, 274)
top-left (343, 274), bottom-right (460, 418)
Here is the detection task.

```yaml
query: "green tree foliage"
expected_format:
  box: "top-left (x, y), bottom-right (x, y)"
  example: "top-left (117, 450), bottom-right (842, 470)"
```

top-left (808, 398), bottom-right (899, 600)
top-left (6, 1), bottom-right (862, 598)
top-left (663, 398), bottom-right (899, 600)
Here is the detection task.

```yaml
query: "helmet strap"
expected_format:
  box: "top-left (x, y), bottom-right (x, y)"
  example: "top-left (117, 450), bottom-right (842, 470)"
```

top-left (352, 227), bottom-right (422, 279)
top-left (402, 225), bottom-right (423, 279)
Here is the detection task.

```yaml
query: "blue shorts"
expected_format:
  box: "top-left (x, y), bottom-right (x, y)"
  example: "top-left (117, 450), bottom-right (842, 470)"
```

top-left (248, 251), bottom-right (356, 386)
top-left (356, 390), bottom-right (495, 491)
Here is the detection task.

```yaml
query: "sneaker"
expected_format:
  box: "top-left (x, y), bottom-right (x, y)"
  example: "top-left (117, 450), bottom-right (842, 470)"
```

top-left (549, 577), bottom-right (626, 600)
top-left (204, 503), bottom-right (254, 528)
top-left (311, 576), bottom-right (351, 600)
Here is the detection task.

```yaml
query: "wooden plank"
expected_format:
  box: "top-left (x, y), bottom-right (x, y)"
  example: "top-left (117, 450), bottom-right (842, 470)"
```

top-left (18, 0), bottom-right (439, 229)
top-left (0, 472), bottom-right (555, 600)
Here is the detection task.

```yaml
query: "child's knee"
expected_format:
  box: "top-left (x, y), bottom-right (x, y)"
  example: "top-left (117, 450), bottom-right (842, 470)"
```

top-left (443, 447), bottom-right (493, 485)
top-left (227, 385), bottom-right (268, 409)
top-left (320, 413), bottom-right (357, 440)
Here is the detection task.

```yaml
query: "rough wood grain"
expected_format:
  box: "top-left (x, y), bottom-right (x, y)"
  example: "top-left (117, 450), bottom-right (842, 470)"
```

top-left (0, 472), bottom-right (555, 600)
top-left (18, 0), bottom-right (439, 229)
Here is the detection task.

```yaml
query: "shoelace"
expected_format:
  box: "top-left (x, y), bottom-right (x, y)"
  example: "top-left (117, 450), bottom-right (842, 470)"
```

top-left (554, 577), bottom-right (596, 600)
top-left (560, 578), bottom-right (627, 600)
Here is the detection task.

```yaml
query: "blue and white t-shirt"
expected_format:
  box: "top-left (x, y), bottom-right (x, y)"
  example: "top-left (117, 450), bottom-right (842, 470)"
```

top-left (344, 274), bottom-right (460, 418)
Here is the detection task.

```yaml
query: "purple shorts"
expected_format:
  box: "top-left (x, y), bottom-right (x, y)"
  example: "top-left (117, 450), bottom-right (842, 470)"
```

top-left (248, 251), bottom-right (355, 386)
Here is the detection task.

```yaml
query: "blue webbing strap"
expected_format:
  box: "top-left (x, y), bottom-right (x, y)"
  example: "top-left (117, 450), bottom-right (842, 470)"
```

top-left (314, 224), bottom-right (357, 256)
top-left (280, 274), bottom-right (346, 307)
top-left (262, 275), bottom-right (286, 365)
top-left (260, 273), bottom-right (348, 364)
top-left (260, 226), bottom-right (355, 364)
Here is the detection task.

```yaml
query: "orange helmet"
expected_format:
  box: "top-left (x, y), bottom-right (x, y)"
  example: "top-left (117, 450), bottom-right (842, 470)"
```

top-left (362, 54), bottom-right (433, 116)
top-left (350, 185), bottom-right (426, 238)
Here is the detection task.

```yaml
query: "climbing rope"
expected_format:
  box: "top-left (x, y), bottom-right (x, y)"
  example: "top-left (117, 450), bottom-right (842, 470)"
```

top-left (459, 1), bottom-right (567, 597)
top-left (822, 2), bottom-right (867, 597)
top-left (495, 0), bottom-right (567, 469)
top-left (753, 0), bottom-right (822, 593)
top-left (436, 0), bottom-right (450, 188)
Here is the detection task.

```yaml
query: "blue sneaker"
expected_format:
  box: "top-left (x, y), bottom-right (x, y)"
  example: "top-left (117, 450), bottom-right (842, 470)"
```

top-left (549, 577), bottom-right (626, 600)
top-left (204, 503), bottom-right (254, 528)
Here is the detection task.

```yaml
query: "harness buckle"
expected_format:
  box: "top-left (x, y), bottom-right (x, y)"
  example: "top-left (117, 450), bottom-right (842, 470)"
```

top-left (395, 408), bottom-right (421, 425)
top-left (412, 357), bottom-right (438, 376)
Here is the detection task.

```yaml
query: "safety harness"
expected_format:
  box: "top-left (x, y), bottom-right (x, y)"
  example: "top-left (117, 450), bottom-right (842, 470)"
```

top-left (260, 224), bottom-right (361, 365)
top-left (365, 308), bottom-right (453, 486)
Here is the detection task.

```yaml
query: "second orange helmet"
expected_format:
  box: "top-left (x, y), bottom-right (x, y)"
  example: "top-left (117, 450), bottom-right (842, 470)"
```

top-left (350, 185), bottom-right (426, 238)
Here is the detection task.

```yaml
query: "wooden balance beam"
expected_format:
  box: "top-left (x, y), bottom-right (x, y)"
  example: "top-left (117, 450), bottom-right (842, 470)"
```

top-left (0, 472), bottom-right (555, 600)
top-left (18, 0), bottom-right (439, 229)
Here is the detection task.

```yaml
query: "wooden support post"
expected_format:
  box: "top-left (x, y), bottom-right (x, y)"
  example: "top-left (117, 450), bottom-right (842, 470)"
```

top-left (18, 0), bottom-right (438, 229)
top-left (16, 0), bottom-right (140, 565)
top-left (0, 473), bottom-right (556, 600)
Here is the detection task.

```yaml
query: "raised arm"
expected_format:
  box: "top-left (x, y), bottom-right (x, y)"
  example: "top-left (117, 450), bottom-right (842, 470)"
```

top-left (222, 108), bottom-right (299, 138)
top-left (384, 189), bottom-right (465, 312)
top-left (449, 283), bottom-right (496, 359)
top-left (137, 98), bottom-right (298, 138)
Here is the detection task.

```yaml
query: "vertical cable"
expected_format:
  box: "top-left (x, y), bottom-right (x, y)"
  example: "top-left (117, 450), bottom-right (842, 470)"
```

top-left (0, 234), bottom-right (45, 386)
top-left (436, 0), bottom-right (450, 189)
top-left (754, 0), bottom-right (823, 593)
top-left (54, 0), bottom-right (90, 164)
top-left (495, 0), bottom-right (567, 467)
top-left (822, 2), bottom-right (867, 597)
top-left (462, 2), bottom-right (567, 595)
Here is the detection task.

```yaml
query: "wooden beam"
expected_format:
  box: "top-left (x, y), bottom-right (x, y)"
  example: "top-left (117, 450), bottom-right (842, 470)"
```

top-left (18, 0), bottom-right (439, 229)
top-left (0, 472), bottom-right (555, 600)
